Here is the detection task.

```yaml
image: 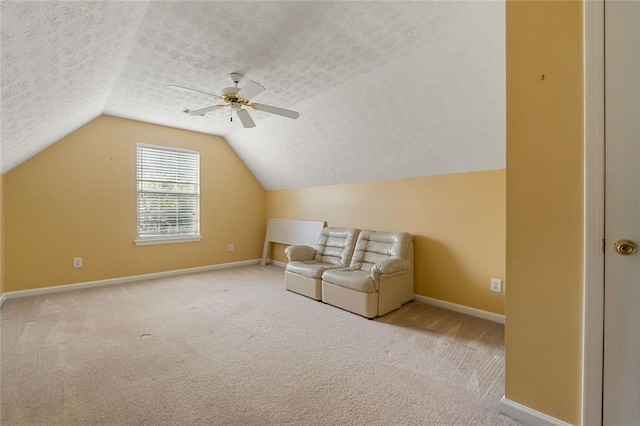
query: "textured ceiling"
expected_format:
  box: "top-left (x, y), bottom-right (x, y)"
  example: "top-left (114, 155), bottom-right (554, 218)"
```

top-left (1, 1), bottom-right (504, 190)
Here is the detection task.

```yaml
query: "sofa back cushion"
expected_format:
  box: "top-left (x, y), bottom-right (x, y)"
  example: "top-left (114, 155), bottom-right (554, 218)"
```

top-left (349, 231), bottom-right (413, 272)
top-left (314, 227), bottom-right (360, 267)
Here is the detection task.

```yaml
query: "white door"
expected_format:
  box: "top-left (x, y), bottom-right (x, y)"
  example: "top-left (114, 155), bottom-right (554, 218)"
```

top-left (603, 0), bottom-right (640, 424)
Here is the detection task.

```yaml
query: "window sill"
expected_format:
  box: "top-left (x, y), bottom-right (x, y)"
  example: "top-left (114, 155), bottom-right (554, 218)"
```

top-left (135, 236), bottom-right (202, 246)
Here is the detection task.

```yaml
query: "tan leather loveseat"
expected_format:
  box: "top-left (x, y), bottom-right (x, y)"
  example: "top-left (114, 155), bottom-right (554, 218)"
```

top-left (285, 228), bottom-right (414, 318)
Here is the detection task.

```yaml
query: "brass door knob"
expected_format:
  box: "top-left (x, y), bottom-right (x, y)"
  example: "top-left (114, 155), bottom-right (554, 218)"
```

top-left (614, 239), bottom-right (638, 255)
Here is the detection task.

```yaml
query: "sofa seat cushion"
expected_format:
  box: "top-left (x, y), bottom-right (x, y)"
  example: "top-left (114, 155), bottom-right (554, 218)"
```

top-left (286, 261), bottom-right (340, 279)
top-left (322, 269), bottom-right (375, 293)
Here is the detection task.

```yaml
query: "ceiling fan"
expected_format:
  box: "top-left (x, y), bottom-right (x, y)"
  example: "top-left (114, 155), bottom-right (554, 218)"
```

top-left (166, 72), bottom-right (300, 129)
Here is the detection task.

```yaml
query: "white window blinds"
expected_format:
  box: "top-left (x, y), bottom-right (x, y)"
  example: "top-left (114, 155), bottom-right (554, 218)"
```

top-left (136, 143), bottom-right (200, 240)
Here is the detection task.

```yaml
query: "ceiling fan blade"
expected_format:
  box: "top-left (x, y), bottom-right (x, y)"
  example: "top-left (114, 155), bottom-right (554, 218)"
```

top-left (188, 105), bottom-right (226, 116)
top-left (166, 84), bottom-right (223, 99)
top-left (252, 103), bottom-right (300, 120)
top-left (237, 80), bottom-right (265, 100)
top-left (237, 109), bottom-right (256, 128)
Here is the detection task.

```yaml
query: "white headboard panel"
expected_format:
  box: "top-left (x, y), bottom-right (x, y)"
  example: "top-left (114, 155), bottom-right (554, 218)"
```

top-left (261, 218), bottom-right (325, 265)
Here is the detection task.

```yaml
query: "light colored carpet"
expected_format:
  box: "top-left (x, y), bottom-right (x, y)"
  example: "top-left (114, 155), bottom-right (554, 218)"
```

top-left (1, 265), bottom-right (519, 425)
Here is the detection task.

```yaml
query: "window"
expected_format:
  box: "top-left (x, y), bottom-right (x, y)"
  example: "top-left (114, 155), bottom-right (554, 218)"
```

top-left (136, 143), bottom-right (200, 245)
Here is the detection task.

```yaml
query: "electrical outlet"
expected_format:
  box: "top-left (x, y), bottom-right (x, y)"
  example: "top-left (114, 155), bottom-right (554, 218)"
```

top-left (490, 278), bottom-right (502, 293)
top-left (228, 243), bottom-right (234, 252)
top-left (73, 257), bottom-right (83, 268)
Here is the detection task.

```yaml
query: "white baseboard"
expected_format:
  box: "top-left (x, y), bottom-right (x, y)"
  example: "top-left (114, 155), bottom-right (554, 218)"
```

top-left (413, 294), bottom-right (505, 324)
top-left (1, 259), bottom-right (262, 303)
top-left (500, 397), bottom-right (572, 426)
top-left (266, 259), bottom-right (287, 268)
top-left (0, 292), bottom-right (7, 307)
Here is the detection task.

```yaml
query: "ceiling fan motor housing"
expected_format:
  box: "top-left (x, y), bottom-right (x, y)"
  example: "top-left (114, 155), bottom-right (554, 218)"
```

top-left (221, 86), bottom-right (249, 106)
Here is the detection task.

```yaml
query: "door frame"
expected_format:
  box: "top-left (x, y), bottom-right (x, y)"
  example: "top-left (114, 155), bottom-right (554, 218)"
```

top-left (583, 0), bottom-right (605, 424)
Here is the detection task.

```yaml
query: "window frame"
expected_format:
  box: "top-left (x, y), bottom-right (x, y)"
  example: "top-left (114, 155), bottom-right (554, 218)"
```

top-left (134, 142), bottom-right (201, 246)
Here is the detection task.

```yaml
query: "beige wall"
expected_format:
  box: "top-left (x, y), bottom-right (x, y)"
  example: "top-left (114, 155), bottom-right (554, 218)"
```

top-left (4, 115), bottom-right (266, 292)
top-left (505, 1), bottom-right (583, 424)
top-left (267, 169), bottom-right (506, 315)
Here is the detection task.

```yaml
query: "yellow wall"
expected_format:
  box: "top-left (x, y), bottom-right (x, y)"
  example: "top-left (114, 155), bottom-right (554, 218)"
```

top-left (267, 169), bottom-right (506, 315)
top-left (4, 115), bottom-right (266, 292)
top-left (505, 1), bottom-right (583, 424)
top-left (0, 173), bottom-right (4, 296)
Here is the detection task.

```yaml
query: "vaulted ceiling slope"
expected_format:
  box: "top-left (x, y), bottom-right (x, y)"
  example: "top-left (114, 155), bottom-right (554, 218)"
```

top-left (1, 1), bottom-right (504, 190)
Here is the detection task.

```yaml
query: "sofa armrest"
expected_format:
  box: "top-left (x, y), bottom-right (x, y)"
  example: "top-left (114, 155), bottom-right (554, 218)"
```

top-left (371, 258), bottom-right (410, 280)
top-left (284, 245), bottom-right (316, 262)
